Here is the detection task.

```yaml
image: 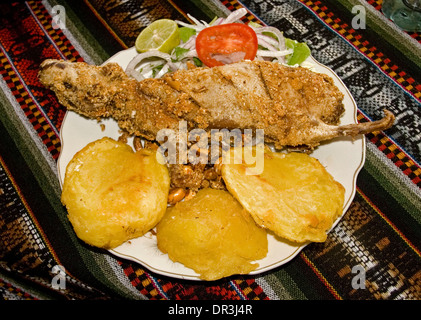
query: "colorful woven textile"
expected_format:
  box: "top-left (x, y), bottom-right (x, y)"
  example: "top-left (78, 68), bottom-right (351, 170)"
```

top-left (0, 0), bottom-right (420, 301)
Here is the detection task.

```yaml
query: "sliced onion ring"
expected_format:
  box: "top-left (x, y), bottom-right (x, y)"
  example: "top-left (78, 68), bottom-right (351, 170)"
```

top-left (222, 8), bottom-right (247, 24)
top-left (125, 51), bottom-right (178, 80)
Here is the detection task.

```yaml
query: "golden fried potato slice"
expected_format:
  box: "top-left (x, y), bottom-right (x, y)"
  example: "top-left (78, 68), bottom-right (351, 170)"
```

top-left (221, 147), bottom-right (345, 243)
top-left (156, 188), bottom-right (268, 280)
top-left (61, 137), bottom-right (170, 249)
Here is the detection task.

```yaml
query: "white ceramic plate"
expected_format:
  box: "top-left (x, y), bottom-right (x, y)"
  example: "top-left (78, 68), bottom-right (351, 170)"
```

top-left (57, 47), bottom-right (365, 280)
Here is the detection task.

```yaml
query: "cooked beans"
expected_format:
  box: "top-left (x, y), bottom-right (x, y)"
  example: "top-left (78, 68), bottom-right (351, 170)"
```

top-left (168, 188), bottom-right (186, 205)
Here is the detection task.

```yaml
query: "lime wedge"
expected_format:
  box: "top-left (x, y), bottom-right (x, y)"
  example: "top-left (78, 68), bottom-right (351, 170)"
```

top-left (135, 19), bottom-right (180, 54)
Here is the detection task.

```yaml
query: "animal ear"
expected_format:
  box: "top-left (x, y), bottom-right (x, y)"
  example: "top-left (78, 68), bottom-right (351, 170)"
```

top-left (100, 62), bottom-right (126, 77)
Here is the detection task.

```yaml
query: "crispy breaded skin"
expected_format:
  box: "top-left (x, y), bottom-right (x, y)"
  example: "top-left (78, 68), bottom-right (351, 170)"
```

top-left (38, 59), bottom-right (394, 150)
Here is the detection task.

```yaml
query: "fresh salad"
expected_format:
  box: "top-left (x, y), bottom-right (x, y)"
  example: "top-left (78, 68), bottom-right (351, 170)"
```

top-left (126, 8), bottom-right (311, 81)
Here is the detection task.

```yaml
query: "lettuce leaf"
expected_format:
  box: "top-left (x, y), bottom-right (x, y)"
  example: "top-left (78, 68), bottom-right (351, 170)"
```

top-left (285, 38), bottom-right (311, 66)
top-left (179, 27), bottom-right (196, 43)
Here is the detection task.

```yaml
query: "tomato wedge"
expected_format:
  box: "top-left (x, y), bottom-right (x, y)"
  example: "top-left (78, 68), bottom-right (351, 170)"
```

top-left (196, 23), bottom-right (258, 67)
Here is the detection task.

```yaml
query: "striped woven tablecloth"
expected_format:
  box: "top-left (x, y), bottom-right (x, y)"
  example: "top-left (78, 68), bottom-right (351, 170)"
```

top-left (0, 0), bottom-right (420, 301)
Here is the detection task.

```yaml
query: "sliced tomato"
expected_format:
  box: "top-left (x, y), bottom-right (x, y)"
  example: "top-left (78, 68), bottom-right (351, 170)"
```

top-left (196, 23), bottom-right (258, 67)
